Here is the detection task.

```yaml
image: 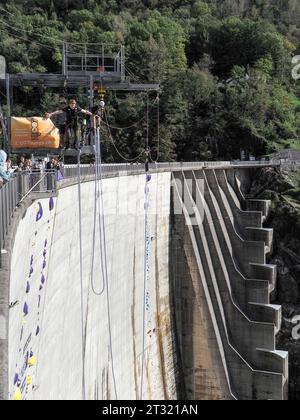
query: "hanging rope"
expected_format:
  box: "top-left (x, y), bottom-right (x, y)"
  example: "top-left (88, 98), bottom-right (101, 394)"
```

top-left (95, 124), bottom-right (119, 400)
top-left (77, 151), bottom-right (87, 401)
top-left (101, 92), bottom-right (160, 163)
top-left (140, 172), bottom-right (152, 400)
top-left (103, 109), bottom-right (146, 162)
top-left (90, 121), bottom-right (105, 296)
top-left (124, 65), bottom-right (143, 84)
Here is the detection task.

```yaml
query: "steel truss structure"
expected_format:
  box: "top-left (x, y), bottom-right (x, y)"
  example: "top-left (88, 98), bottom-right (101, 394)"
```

top-left (0, 43), bottom-right (160, 155)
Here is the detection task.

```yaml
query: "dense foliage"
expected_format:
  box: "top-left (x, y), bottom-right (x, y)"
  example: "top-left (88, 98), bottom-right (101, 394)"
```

top-left (1, 0), bottom-right (300, 161)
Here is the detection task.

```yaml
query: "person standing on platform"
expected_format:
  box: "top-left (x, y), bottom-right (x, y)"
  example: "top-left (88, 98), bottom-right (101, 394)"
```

top-left (45, 99), bottom-right (93, 150)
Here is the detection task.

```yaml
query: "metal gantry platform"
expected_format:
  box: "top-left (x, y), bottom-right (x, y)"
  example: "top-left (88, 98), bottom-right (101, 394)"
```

top-left (0, 43), bottom-right (160, 155)
top-left (3, 42), bottom-right (159, 90)
top-left (7, 73), bottom-right (159, 91)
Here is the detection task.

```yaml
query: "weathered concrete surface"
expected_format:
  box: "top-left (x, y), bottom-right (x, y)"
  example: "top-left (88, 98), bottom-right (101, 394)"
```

top-left (0, 198), bottom-right (33, 401)
top-left (2, 166), bottom-right (288, 400)
top-left (8, 173), bottom-right (177, 400)
top-left (171, 169), bottom-right (288, 400)
top-left (172, 214), bottom-right (233, 400)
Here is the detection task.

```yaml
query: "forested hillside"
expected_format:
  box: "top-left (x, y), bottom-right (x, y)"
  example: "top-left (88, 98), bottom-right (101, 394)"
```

top-left (0, 0), bottom-right (300, 161)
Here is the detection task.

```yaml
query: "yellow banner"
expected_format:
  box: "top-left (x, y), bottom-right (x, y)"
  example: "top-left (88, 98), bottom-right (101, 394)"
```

top-left (11, 117), bottom-right (60, 149)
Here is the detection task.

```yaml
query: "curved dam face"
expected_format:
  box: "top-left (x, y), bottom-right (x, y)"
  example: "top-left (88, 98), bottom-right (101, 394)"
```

top-left (1, 165), bottom-right (289, 400)
top-left (8, 173), bottom-right (177, 400)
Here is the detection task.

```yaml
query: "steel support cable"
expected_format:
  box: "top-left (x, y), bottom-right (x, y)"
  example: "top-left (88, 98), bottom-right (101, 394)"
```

top-left (140, 98), bottom-right (154, 397)
top-left (124, 65), bottom-right (143, 83)
top-left (101, 114), bottom-right (147, 131)
top-left (77, 152), bottom-right (87, 401)
top-left (0, 89), bottom-right (7, 99)
top-left (0, 6), bottom-right (66, 45)
top-left (102, 96), bottom-right (159, 131)
top-left (149, 93), bottom-right (160, 163)
top-left (104, 94), bottom-right (157, 164)
top-left (140, 173), bottom-right (151, 400)
top-left (103, 110), bottom-right (146, 162)
top-left (124, 64), bottom-right (152, 82)
top-left (0, 22), bottom-right (55, 51)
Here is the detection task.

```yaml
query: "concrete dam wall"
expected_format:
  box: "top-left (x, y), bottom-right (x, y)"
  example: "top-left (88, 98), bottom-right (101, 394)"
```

top-left (0, 166), bottom-right (288, 400)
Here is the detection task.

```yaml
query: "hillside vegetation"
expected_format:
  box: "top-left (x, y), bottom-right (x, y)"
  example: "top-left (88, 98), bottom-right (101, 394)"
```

top-left (0, 0), bottom-right (300, 161)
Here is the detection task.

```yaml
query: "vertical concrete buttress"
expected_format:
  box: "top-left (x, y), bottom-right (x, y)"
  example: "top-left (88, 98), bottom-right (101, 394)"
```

top-left (171, 168), bottom-right (288, 400)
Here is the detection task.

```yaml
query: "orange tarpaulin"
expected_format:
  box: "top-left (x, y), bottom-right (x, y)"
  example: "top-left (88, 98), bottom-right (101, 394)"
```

top-left (11, 117), bottom-right (60, 149)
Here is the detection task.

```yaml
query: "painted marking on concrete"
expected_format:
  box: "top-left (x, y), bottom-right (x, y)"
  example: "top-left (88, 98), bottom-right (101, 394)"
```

top-left (10, 198), bottom-right (57, 400)
top-left (8, 177), bottom-right (175, 400)
top-left (36, 203), bottom-right (43, 222)
top-left (49, 197), bottom-right (54, 211)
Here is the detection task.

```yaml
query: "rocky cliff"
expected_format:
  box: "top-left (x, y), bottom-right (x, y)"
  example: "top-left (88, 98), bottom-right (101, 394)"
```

top-left (249, 166), bottom-right (300, 400)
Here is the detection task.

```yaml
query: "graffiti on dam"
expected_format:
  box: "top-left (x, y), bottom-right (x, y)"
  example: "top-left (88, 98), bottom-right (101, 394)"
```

top-left (12, 198), bottom-right (56, 400)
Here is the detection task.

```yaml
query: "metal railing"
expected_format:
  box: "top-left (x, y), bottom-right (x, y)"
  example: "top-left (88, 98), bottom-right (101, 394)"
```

top-left (0, 175), bottom-right (20, 266)
top-left (62, 160), bottom-right (281, 179)
top-left (0, 159), bottom-right (281, 268)
top-left (63, 42), bottom-right (125, 79)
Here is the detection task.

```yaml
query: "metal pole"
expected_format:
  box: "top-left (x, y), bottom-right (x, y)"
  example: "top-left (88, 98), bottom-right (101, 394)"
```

top-left (89, 75), bottom-right (94, 111)
top-left (76, 150), bottom-right (86, 402)
top-left (62, 42), bottom-right (66, 76)
top-left (102, 44), bottom-right (104, 71)
top-left (0, 102), bottom-right (7, 151)
top-left (6, 74), bottom-right (11, 154)
top-left (121, 46), bottom-right (125, 82)
top-left (89, 75), bottom-right (94, 147)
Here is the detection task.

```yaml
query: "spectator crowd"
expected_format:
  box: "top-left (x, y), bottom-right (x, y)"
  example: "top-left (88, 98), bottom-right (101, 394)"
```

top-left (0, 150), bottom-right (63, 189)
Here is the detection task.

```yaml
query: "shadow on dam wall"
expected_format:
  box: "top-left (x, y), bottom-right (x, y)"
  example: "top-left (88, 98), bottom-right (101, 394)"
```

top-left (0, 167), bottom-right (289, 400)
top-left (171, 167), bottom-right (288, 400)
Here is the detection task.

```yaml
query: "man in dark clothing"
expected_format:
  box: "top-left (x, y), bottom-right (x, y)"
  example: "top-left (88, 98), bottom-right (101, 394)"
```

top-left (45, 99), bottom-right (93, 149)
top-left (46, 158), bottom-right (56, 190)
top-left (46, 158), bottom-right (55, 171)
